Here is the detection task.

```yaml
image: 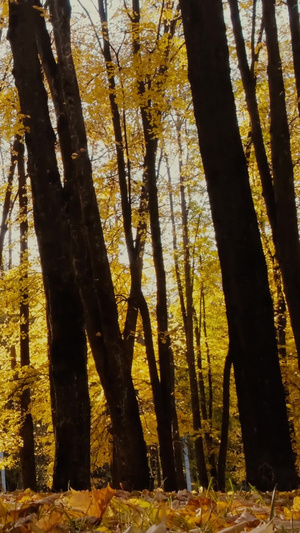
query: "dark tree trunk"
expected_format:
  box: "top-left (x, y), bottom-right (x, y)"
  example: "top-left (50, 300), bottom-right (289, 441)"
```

top-left (217, 352), bottom-right (232, 492)
top-left (228, 0), bottom-right (276, 239)
top-left (201, 289), bottom-right (217, 481)
top-left (179, 0), bottom-right (298, 490)
top-left (229, 0), bottom-right (300, 373)
top-left (286, 0), bottom-right (300, 117)
top-left (17, 138), bottom-right (37, 491)
top-left (97, 0), bottom-right (143, 366)
top-left (44, 0), bottom-right (149, 490)
top-left (0, 137), bottom-right (19, 272)
top-left (178, 148), bottom-right (208, 487)
top-left (97, 0), bottom-right (180, 487)
top-left (138, 293), bottom-right (184, 489)
top-left (262, 0), bottom-right (300, 372)
top-left (8, 0), bottom-right (91, 491)
top-left (131, 0), bottom-right (183, 490)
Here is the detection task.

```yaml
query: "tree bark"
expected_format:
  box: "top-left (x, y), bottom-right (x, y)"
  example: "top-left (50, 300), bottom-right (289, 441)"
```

top-left (286, 0), bottom-right (300, 117)
top-left (217, 352), bottom-right (232, 492)
top-left (262, 0), bottom-right (300, 371)
top-left (178, 141), bottom-right (208, 487)
top-left (0, 137), bottom-right (19, 273)
top-left (229, 0), bottom-right (300, 373)
top-left (131, 0), bottom-right (184, 491)
top-left (179, 0), bottom-right (298, 490)
top-left (18, 138), bottom-right (37, 491)
top-left (44, 0), bottom-right (149, 490)
top-left (8, 0), bottom-right (91, 491)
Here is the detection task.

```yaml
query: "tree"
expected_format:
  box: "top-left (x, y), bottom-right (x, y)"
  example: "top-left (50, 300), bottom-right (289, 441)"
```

top-left (262, 0), bottom-right (300, 371)
top-left (95, 0), bottom-right (182, 490)
top-left (8, 0), bottom-right (91, 491)
top-left (17, 137), bottom-right (37, 490)
top-left (179, 0), bottom-right (298, 490)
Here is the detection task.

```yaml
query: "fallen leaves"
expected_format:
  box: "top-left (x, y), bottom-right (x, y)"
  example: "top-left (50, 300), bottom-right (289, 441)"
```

top-left (0, 486), bottom-right (300, 532)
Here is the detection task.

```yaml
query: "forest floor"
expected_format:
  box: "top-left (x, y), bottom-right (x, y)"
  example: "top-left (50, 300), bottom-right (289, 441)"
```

top-left (0, 485), bottom-right (300, 532)
top-left (0, 486), bottom-right (300, 533)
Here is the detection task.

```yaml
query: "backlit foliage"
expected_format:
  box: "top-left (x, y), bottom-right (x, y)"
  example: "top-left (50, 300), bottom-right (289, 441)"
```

top-left (0, 0), bottom-right (298, 490)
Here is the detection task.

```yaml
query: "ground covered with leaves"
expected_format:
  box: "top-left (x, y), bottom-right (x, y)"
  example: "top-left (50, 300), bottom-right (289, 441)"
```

top-left (1, 486), bottom-right (300, 532)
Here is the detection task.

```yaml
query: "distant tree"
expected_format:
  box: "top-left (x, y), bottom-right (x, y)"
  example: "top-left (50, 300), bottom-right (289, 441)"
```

top-left (17, 137), bottom-right (37, 490)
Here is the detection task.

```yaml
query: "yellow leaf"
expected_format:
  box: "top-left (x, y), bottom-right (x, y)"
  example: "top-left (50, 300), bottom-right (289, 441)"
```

top-left (35, 509), bottom-right (63, 532)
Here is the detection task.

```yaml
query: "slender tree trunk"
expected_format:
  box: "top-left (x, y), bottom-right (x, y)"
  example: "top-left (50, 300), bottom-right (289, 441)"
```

top-left (96, 3), bottom-right (182, 485)
top-left (131, 0), bottom-right (184, 490)
top-left (217, 352), bottom-right (232, 492)
top-left (201, 289), bottom-right (217, 481)
top-left (230, 0), bottom-right (300, 372)
top-left (179, 0), bottom-right (298, 490)
top-left (17, 138), bottom-right (37, 491)
top-left (0, 137), bottom-right (19, 273)
top-left (286, 0), bottom-right (300, 117)
top-left (262, 0), bottom-right (300, 371)
top-left (228, 0), bottom-right (276, 231)
top-left (138, 293), bottom-right (184, 489)
top-left (43, 0), bottom-right (149, 489)
top-left (178, 143), bottom-right (208, 487)
top-left (8, 0), bottom-right (91, 491)
top-left (35, 0), bottom-right (149, 490)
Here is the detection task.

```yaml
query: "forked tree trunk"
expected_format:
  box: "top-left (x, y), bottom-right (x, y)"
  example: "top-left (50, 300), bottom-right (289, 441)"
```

top-left (8, 0), bottom-right (91, 491)
top-left (229, 0), bottom-right (300, 372)
top-left (286, 0), bottom-right (300, 117)
top-left (179, 0), bottom-right (298, 490)
top-left (45, 0), bottom-right (149, 490)
top-left (262, 0), bottom-right (300, 371)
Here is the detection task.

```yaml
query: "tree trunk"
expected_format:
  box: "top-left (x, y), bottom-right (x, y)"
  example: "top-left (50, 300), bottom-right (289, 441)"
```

top-left (0, 137), bottom-right (19, 273)
top-left (178, 143), bottom-right (208, 487)
top-left (262, 0), bottom-right (300, 371)
top-left (286, 0), bottom-right (300, 117)
top-left (179, 0), bottom-right (298, 490)
top-left (201, 289), bottom-right (217, 481)
top-left (8, 0), bottom-right (91, 491)
top-left (44, 0), bottom-right (149, 490)
top-left (131, 0), bottom-right (183, 490)
top-left (217, 352), bottom-right (232, 492)
top-left (229, 0), bottom-right (300, 373)
top-left (18, 138), bottom-right (37, 491)
top-left (97, 0), bottom-right (181, 487)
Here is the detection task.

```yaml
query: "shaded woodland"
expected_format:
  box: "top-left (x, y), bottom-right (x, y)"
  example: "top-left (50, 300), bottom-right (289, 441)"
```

top-left (0, 0), bottom-right (299, 492)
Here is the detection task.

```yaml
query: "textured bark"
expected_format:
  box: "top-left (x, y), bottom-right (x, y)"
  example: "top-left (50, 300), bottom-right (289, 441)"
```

top-left (179, 0), bottom-right (298, 490)
top-left (217, 352), bottom-right (232, 492)
top-left (230, 0), bottom-right (300, 373)
top-left (262, 0), bottom-right (300, 371)
top-left (286, 0), bottom-right (300, 117)
top-left (18, 138), bottom-right (37, 491)
top-left (8, 0), bottom-right (91, 491)
top-left (138, 293), bottom-right (184, 489)
top-left (98, 0), bottom-right (144, 366)
top-left (43, 0), bottom-right (149, 490)
top-left (228, 0), bottom-right (276, 231)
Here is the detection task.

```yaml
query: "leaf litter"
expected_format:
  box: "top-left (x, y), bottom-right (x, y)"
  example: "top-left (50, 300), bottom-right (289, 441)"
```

top-left (0, 485), bottom-right (300, 533)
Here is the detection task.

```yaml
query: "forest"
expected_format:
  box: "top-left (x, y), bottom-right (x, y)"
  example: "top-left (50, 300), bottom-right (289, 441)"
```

top-left (0, 0), bottom-right (299, 498)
